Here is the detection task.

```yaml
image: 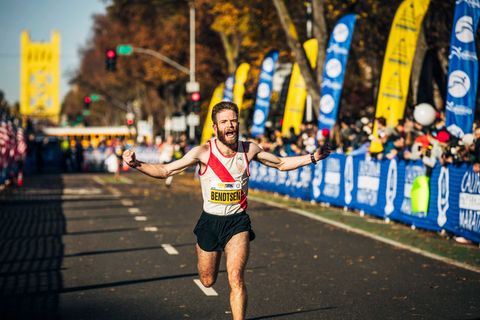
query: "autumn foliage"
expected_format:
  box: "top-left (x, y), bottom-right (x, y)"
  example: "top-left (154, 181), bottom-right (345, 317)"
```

top-left (64, 0), bottom-right (464, 130)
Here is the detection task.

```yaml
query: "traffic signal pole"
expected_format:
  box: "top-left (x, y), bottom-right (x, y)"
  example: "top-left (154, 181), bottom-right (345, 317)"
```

top-left (130, 47), bottom-right (190, 75)
top-left (189, 0), bottom-right (195, 84)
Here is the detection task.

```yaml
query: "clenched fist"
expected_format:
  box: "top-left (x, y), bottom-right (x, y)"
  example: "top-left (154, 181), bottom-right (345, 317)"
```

top-left (122, 149), bottom-right (138, 167)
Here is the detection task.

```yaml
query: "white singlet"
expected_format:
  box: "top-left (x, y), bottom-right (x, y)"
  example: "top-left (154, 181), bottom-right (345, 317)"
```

top-left (199, 138), bottom-right (250, 216)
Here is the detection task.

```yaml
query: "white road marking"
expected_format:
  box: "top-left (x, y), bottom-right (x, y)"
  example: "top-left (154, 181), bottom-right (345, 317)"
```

top-left (121, 199), bottom-right (134, 207)
top-left (144, 227), bottom-right (158, 232)
top-left (92, 176), bottom-right (105, 185)
top-left (120, 176), bottom-right (133, 184)
top-left (63, 188), bottom-right (102, 195)
top-left (249, 196), bottom-right (480, 274)
top-left (128, 208), bottom-right (141, 214)
top-left (106, 186), bottom-right (121, 197)
top-left (134, 216), bottom-right (147, 221)
top-left (161, 244), bottom-right (179, 255)
top-left (193, 279), bottom-right (218, 296)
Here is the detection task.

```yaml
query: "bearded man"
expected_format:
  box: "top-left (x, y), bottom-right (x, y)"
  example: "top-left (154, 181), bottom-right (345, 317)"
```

top-left (122, 101), bottom-right (331, 320)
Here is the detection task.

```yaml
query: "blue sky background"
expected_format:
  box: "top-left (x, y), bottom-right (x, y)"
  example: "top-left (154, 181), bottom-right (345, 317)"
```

top-left (0, 0), bottom-right (107, 104)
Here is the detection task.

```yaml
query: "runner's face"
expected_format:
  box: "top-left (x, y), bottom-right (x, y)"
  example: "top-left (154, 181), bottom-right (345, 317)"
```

top-left (214, 110), bottom-right (239, 147)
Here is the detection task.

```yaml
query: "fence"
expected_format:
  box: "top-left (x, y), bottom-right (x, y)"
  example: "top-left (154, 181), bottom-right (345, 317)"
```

top-left (249, 154), bottom-right (480, 243)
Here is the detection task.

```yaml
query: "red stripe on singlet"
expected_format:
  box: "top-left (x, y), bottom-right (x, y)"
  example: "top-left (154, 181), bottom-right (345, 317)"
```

top-left (208, 149), bottom-right (248, 210)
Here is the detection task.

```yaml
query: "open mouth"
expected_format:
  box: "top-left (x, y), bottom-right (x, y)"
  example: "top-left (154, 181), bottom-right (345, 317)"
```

top-left (225, 131), bottom-right (236, 139)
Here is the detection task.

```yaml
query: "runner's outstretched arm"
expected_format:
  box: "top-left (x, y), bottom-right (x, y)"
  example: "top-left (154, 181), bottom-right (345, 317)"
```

top-left (122, 145), bottom-right (206, 179)
top-left (250, 142), bottom-right (332, 171)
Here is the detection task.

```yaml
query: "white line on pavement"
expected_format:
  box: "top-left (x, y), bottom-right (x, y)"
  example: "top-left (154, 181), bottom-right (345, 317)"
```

top-left (120, 176), bottom-right (133, 184)
top-left (92, 176), bottom-right (105, 186)
top-left (250, 195), bottom-right (480, 274)
top-left (106, 186), bottom-right (121, 197)
top-left (121, 199), bottom-right (134, 207)
top-left (193, 279), bottom-right (218, 296)
top-left (161, 244), bottom-right (179, 255)
top-left (144, 227), bottom-right (158, 232)
top-left (134, 216), bottom-right (147, 221)
top-left (128, 208), bottom-right (141, 214)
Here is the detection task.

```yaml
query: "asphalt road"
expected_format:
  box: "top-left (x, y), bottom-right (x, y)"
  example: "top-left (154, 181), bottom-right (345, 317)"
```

top-left (0, 171), bottom-right (478, 320)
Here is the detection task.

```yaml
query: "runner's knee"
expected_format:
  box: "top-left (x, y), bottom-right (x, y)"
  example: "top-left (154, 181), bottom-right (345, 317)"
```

top-left (199, 274), bottom-right (217, 288)
top-left (228, 269), bottom-right (244, 289)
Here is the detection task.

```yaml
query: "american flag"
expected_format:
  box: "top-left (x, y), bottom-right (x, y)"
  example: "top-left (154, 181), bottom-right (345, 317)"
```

top-left (0, 115), bottom-right (8, 168)
top-left (16, 127), bottom-right (27, 159)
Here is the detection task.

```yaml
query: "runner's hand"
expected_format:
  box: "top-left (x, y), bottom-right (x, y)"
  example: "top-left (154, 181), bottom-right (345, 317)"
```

top-left (315, 142), bottom-right (334, 161)
top-left (123, 149), bottom-right (137, 167)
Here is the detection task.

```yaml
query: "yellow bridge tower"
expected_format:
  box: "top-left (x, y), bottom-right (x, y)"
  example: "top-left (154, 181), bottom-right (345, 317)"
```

top-left (20, 31), bottom-right (61, 124)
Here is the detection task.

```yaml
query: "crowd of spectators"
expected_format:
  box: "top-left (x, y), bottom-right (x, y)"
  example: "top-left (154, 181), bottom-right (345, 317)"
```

top-left (0, 109), bottom-right (27, 188)
top-left (4, 107), bottom-right (480, 181)
top-left (249, 110), bottom-right (480, 172)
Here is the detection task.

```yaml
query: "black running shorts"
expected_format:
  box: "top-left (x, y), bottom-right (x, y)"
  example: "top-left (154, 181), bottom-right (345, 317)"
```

top-left (193, 211), bottom-right (255, 252)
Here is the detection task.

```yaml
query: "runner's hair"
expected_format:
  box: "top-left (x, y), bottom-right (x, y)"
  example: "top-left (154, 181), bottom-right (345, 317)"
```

top-left (212, 102), bottom-right (239, 124)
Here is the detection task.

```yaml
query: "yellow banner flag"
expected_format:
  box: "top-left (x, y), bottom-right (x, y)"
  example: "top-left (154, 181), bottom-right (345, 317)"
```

top-left (232, 63), bottom-right (250, 111)
top-left (201, 84), bottom-right (225, 145)
top-left (370, 0), bottom-right (430, 153)
top-left (281, 39), bottom-right (318, 136)
top-left (375, 0), bottom-right (431, 126)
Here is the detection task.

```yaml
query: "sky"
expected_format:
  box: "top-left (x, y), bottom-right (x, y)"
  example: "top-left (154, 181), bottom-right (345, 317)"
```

top-left (0, 0), bottom-right (107, 105)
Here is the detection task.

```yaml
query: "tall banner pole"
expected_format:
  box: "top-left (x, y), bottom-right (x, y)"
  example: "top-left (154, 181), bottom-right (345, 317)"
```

top-left (445, 0), bottom-right (480, 138)
top-left (370, 0), bottom-right (431, 153)
top-left (251, 50), bottom-right (279, 138)
top-left (317, 14), bottom-right (357, 132)
top-left (281, 39), bottom-right (318, 136)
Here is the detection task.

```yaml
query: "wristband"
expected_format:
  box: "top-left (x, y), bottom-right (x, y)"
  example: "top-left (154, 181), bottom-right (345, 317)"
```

top-left (310, 153), bottom-right (317, 165)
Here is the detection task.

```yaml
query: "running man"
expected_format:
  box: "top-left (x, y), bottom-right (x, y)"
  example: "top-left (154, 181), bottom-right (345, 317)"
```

top-left (122, 102), bottom-right (332, 320)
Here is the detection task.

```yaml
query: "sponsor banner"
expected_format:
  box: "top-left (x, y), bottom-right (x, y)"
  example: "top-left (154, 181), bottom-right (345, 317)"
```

top-left (388, 160), bottom-right (441, 231)
top-left (350, 156), bottom-right (386, 217)
top-left (201, 84), bottom-right (224, 145)
top-left (371, 0), bottom-right (431, 152)
top-left (251, 50), bottom-right (279, 138)
top-left (249, 161), bottom-right (312, 200)
top-left (316, 154), bottom-right (346, 207)
top-left (442, 165), bottom-right (480, 242)
top-left (281, 39), bottom-right (318, 136)
top-left (445, 0), bottom-right (480, 137)
top-left (233, 63), bottom-right (251, 110)
top-left (318, 14), bottom-right (357, 132)
top-left (250, 154), bottom-right (479, 242)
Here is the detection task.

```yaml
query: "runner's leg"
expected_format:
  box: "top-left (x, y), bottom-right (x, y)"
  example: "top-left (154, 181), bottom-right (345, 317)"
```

top-left (224, 231), bottom-right (249, 320)
top-left (196, 244), bottom-right (221, 287)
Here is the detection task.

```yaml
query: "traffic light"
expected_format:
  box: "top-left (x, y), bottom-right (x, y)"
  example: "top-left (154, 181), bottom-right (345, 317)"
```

top-left (190, 91), bottom-right (201, 113)
top-left (105, 49), bottom-right (117, 71)
top-left (83, 95), bottom-right (92, 109)
top-left (126, 112), bottom-right (135, 126)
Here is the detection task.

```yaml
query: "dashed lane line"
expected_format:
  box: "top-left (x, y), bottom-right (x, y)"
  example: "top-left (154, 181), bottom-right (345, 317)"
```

top-left (134, 216), bottom-right (147, 221)
top-left (92, 176), bottom-right (105, 186)
top-left (249, 195), bottom-right (480, 274)
top-left (193, 279), bottom-right (218, 296)
top-left (128, 208), bottom-right (141, 214)
top-left (121, 199), bottom-right (134, 207)
top-left (106, 186), bottom-right (121, 197)
top-left (144, 227), bottom-right (158, 232)
top-left (161, 244), bottom-right (179, 255)
top-left (120, 176), bottom-right (133, 184)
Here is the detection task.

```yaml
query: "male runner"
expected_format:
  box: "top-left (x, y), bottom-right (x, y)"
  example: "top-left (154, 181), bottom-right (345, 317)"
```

top-left (122, 101), bottom-right (331, 320)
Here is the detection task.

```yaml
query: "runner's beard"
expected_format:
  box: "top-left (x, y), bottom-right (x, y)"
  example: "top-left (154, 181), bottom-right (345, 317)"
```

top-left (217, 128), bottom-right (239, 148)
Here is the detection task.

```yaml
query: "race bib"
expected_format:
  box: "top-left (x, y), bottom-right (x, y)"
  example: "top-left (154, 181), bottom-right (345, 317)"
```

top-left (209, 181), bottom-right (242, 204)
